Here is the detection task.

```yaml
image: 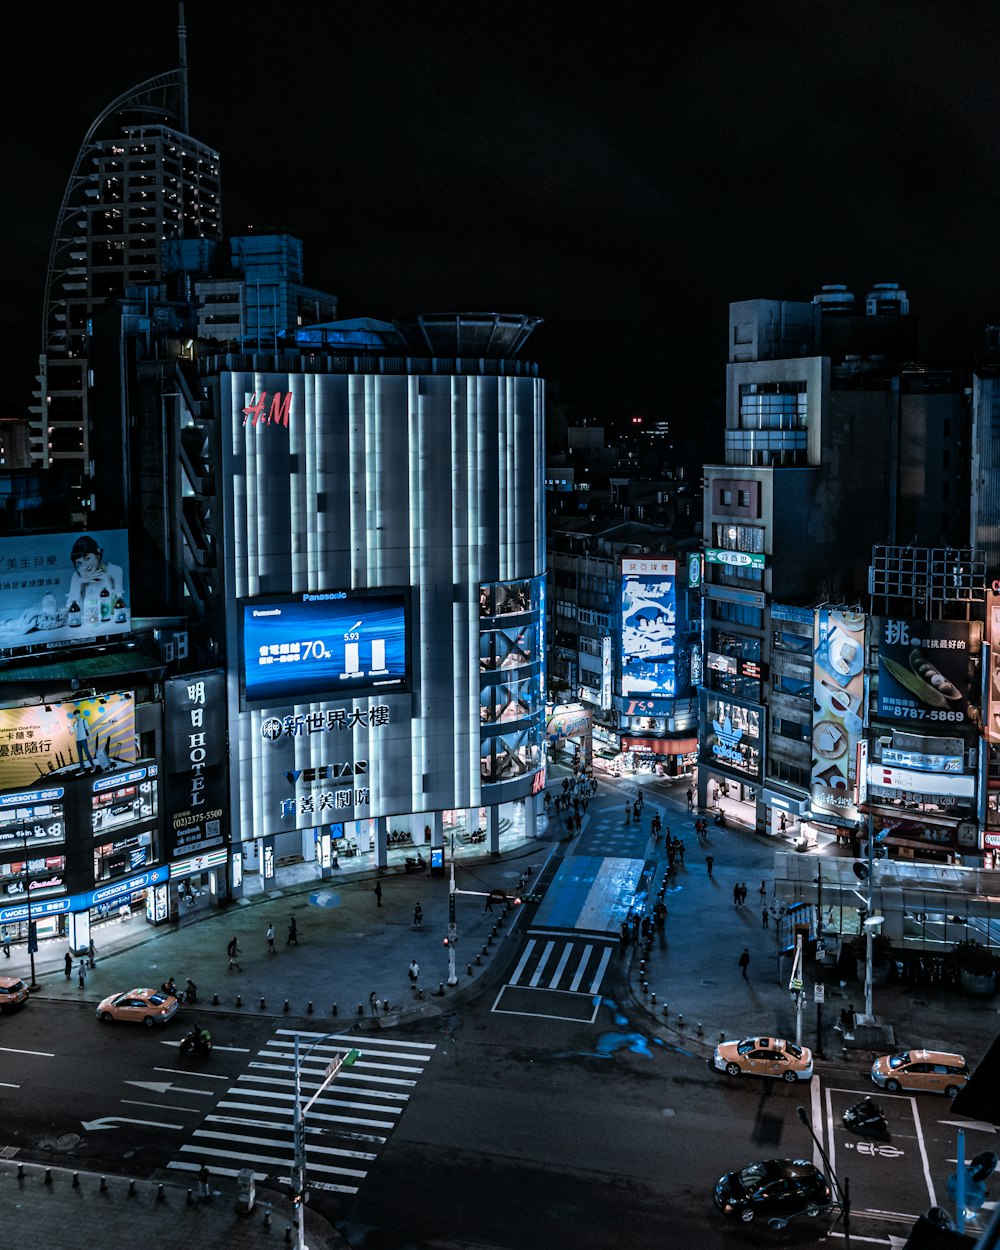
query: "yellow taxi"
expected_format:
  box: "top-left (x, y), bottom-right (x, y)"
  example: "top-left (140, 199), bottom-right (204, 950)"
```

top-left (0, 975), bottom-right (29, 1011)
top-left (96, 987), bottom-right (179, 1027)
top-left (712, 1035), bottom-right (814, 1083)
top-left (871, 1049), bottom-right (969, 1097)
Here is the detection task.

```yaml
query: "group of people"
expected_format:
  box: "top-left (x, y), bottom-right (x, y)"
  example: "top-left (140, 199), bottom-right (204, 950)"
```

top-left (624, 788), bottom-right (645, 824)
top-left (731, 882), bottom-right (751, 906)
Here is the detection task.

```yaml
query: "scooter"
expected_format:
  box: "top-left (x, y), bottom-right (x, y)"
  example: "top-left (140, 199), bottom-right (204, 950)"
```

top-left (404, 853), bottom-right (426, 872)
top-left (843, 1096), bottom-right (887, 1136)
top-left (179, 1027), bottom-right (213, 1058)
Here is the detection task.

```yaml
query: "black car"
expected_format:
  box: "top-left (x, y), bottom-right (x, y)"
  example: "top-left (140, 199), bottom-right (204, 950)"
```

top-left (714, 1158), bottom-right (831, 1224)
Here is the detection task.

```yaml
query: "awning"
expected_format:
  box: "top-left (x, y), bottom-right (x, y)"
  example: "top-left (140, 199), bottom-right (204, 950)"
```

top-left (620, 736), bottom-right (698, 756)
top-left (0, 648), bottom-right (166, 686)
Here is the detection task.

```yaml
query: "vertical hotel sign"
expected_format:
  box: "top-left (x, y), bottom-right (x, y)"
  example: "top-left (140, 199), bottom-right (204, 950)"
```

top-left (164, 671), bottom-right (227, 858)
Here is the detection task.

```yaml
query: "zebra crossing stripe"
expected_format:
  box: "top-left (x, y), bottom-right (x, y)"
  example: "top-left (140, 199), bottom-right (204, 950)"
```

top-left (510, 938), bottom-right (536, 983)
top-left (529, 940), bottom-right (556, 987)
top-left (549, 942), bottom-right (574, 990)
top-left (569, 944), bottom-right (594, 992)
top-left (588, 946), bottom-right (613, 994)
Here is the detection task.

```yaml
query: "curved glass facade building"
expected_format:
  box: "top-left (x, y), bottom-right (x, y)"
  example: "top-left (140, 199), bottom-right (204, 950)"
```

top-left (205, 322), bottom-right (545, 885)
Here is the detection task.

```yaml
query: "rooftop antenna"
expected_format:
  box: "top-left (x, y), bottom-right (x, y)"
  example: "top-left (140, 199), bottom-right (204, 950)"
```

top-left (178, 1), bottom-right (190, 132)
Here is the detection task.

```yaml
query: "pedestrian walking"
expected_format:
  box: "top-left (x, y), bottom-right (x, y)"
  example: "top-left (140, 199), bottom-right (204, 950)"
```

top-left (483, 892), bottom-right (494, 914)
top-left (87, 937), bottom-right (97, 967)
top-left (227, 935), bottom-right (242, 971)
top-left (758, 880), bottom-right (767, 903)
top-left (64, 951), bottom-right (73, 980)
top-left (412, 903), bottom-right (423, 930)
top-left (762, 908), bottom-right (769, 929)
top-left (705, 854), bottom-right (714, 878)
top-left (369, 991), bottom-right (379, 1016)
top-left (739, 883), bottom-right (747, 906)
top-left (266, 923), bottom-right (276, 954)
top-left (77, 959), bottom-right (87, 989)
top-left (374, 880), bottom-right (383, 907)
top-left (624, 802), bottom-right (631, 824)
top-left (287, 916), bottom-right (298, 945)
top-left (0, 928), bottom-right (9, 958)
top-left (733, 883), bottom-right (741, 906)
top-left (591, 776), bottom-right (598, 795)
top-left (779, 812), bottom-right (788, 833)
top-left (197, 1162), bottom-right (211, 1200)
top-left (630, 915), bottom-right (640, 946)
top-left (408, 959), bottom-right (420, 988)
top-left (686, 786), bottom-right (694, 811)
top-left (738, 947), bottom-right (750, 979)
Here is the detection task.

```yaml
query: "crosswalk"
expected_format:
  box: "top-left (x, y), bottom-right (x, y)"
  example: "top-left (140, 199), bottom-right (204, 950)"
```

top-left (508, 932), bottom-right (616, 996)
top-left (164, 1029), bottom-right (436, 1194)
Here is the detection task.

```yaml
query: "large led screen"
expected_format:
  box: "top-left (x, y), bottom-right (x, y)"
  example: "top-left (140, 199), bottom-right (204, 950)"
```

top-left (811, 608), bottom-right (865, 818)
top-left (242, 591), bottom-right (409, 705)
top-left (621, 558), bottom-right (677, 698)
top-left (0, 530), bottom-right (131, 651)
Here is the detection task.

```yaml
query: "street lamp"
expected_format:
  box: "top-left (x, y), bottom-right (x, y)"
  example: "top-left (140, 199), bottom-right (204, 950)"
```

top-left (796, 1104), bottom-right (850, 1248)
top-left (291, 1034), bottom-right (360, 1250)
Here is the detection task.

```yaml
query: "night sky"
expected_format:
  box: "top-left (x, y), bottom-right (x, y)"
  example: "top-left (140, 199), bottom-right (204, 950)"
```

top-left (6, 2), bottom-right (1000, 431)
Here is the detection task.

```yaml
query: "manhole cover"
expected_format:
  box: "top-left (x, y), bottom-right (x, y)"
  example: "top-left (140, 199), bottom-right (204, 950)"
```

top-left (54, 1134), bottom-right (80, 1152)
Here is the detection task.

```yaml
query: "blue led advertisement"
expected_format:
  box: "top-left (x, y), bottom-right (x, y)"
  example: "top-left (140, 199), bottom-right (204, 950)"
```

top-left (242, 591), bottom-right (409, 705)
top-left (621, 558), bottom-right (677, 698)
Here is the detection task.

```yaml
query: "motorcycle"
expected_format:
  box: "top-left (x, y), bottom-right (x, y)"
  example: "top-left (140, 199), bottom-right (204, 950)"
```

top-left (843, 1096), bottom-right (887, 1137)
top-left (404, 853), bottom-right (427, 872)
top-left (179, 1027), bottom-right (213, 1058)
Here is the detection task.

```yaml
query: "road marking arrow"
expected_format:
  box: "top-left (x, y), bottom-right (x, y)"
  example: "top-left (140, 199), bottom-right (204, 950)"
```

top-left (124, 1080), bottom-right (211, 1096)
top-left (81, 1116), bottom-right (183, 1132)
top-left (940, 1119), bottom-right (998, 1134)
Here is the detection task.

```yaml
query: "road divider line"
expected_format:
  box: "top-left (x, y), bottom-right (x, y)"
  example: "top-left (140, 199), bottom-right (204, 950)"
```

top-left (569, 944), bottom-right (594, 993)
top-left (910, 1098), bottom-right (937, 1209)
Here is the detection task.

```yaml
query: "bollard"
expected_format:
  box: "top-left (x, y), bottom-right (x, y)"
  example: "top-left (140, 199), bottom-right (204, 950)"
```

top-left (651, 992), bottom-right (656, 1005)
top-left (487, 934), bottom-right (493, 947)
top-left (491, 925), bottom-right (498, 938)
top-left (73, 1172), bottom-right (80, 1188)
top-left (187, 1189), bottom-right (194, 1205)
top-left (481, 944), bottom-right (488, 957)
top-left (332, 1002), bottom-right (338, 1016)
top-left (212, 992), bottom-right (219, 1006)
top-left (467, 963), bottom-right (473, 976)
top-left (677, 1013), bottom-right (684, 1026)
top-left (641, 982), bottom-right (648, 995)
top-left (260, 996), bottom-right (266, 1010)
top-left (129, 1178), bottom-right (136, 1196)
top-left (283, 999), bottom-right (289, 1013)
top-left (285, 1225), bottom-right (293, 1243)
top-left (46, 1169), bottom-right (53, 1185)
top-left (696, 1022), bottom-right (703, 1037)
top-left (719, 1031), bottom-right (726, 1043)
top-left (157, 1183), bottom-right (165, 1202)
top-left (235, 994), bottom-right (242, 1008)
top-left (437, 981), bottom-right (445, 996)
top-left (357, 1003), bottom-right (364, 1016)
top-left (17, 1163), bottom-right (24, 1180)
top-left (307, 1001), bottom-right (313, 1014)
top-left (475, 953), bottom-right (482, 966)
top-left (264, 1208), bottom-right (272, 1228)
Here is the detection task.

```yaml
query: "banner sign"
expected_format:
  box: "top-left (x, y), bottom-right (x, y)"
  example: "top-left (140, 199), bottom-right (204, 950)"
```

top-left (877, 618), bottom-right (978, 725)
top-left (811, 609), bottom-right (865, 817)
top-left (702, 693), bottom-right (762, 781)
top-left (164, 672), bottom-right (227, 859)
top-left (0, 530), bottom-right (131, 651)
top-left (705, 548), bottom-right (765, 570)
top-left (621, 558), bottom-right (677, 698)
top-left (0, 695), bottom-right (136, 791)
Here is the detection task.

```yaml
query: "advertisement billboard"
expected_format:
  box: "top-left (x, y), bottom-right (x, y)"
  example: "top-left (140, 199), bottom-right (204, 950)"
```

top-left (811, 609), bottom-right (866, 817)
top-left (702, 692), bottom-right (762, 782)
top-left (0, 695), bottom-right (136, 792)
top-left (164, 673), bottom-right (227, 859)
top-left (241, 590), bottom-right (409, 705)
top-left (877, 618), bottom-right (978, 726)
top-left (0, 530), bottom-right (130, 651)
top-left (987, 592), bottom-right (1000, 743)
top-left (621, 558), bottom-right (677, 699)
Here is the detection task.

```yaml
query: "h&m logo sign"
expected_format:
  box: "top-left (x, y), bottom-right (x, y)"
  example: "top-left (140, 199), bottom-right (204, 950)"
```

top-left (242, 391), bottom-right (292, 428)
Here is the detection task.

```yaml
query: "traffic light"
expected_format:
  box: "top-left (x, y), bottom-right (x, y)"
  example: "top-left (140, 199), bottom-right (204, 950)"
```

top-left (443, 935), bottom-right (451, 946)
top-left (518, 892), bottom-right (542, 905)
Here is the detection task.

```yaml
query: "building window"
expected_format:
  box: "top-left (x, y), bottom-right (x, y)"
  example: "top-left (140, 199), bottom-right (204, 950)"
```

top-left (719, 488), bottom-right (732, 507)
top-left (738, 380), bottom-right (808, 431)
top-left (715, 523), bottom-right (765, 554)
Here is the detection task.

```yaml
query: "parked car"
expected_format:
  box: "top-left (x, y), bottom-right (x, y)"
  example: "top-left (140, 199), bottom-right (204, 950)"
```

top-left (96, 987), bottom-right (178, 1027)
top-left (871, 1049), bottom-right (969, 1097)
top-left (0, 975), bottom-right (29, 1011)
top-left (712, 1035), bottom-right (813, 1083)
top-left (714, 1158), bottom-right (831, 1224)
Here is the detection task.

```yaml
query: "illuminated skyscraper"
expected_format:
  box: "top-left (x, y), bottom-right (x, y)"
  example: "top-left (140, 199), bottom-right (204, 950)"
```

top-left (31, 5), bottom-right (221, 514)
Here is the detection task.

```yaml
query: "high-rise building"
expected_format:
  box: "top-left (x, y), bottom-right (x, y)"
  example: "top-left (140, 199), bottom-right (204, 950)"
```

top-left (32, 12), bottom-right (221, 515)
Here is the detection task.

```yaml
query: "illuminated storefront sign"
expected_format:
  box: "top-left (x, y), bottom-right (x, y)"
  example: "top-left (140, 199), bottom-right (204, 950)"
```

top-left (0, 694), bottom-right (136, 790)
top-left (882, 747), bottom-right (963, 773)
top-left (811, 609), bottom-right (865, 817)
top-left (702, 693), bottom-right (762, 781)
top-left (705, 548), bottom-right (765, 570)
top-left (869, 764), bottom-right (974, 798)
top-left (621, 558), bottom-right (677, 699)
top-left (877, 618), bottom-right (979, 725)
top-left (987, 592), bottom-right (1000, 744)
top-left (261, 705), bottom-right (391, 742)
top-left (242, 390), bottom-right (292, 427)
top-left (164, 673), bottom-right (227, 859)
top-left (0, 864), bottom-right (168, 926)
top-left (0, 530), bottom-right (131, 652)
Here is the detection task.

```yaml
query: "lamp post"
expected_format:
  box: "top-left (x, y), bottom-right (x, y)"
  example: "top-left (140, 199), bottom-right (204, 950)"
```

top-left (813, 874), bottom-right (830, 1058)
top-left (291, 1035), bottom-right (360, 1250)
top-left (796, 1104), bottom-right (850, 1248)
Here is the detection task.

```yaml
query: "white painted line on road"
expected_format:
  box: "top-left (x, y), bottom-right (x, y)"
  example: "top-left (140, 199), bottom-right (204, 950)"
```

top-left (0, 1082), bottom-right (20, 1089)
top-left (823, 1082), bottom-right (838, 1190)
top-left (909, 1096), bottom-right (937, 1210)
top-left (155, 1066), bottom-right (229, 1080)
top-left (121, 1100), bottom-right (201, 1114)
top-left (569, 944), bottom-right (593, 992)
top-left (125, 1080), bottom-right (212, 1096)
top-left (167, 1161), bottom-right (269, 1183)
top-left (588, 946), bottom-right (612, 994)
top-left (529, 940), bottom-right (556, 987)
top-left (232, 1078), bottom-right (409, 1104)
top-left (207, 1112), bottom-right (387, 1141)
top-left (193, 1126), bottom-right (377, 1162)
top-left (251, 1057), bottom-right (425, 1076)
top-left (274, 1028), bottom-right (436, 1051)
top-left (548, 942), bottom-right (574, 990)
top-left (218, 1094), bottom-right (398, 1124)
top-left (0, 1046), bottom-right (54, 1058)
top-left (810, 1073), bottom-right (823, 1173)
top-left (176, 1142), bottom-right (366, 1179)
top-left (509, 938), bottom-right (536, 984)
top-left (273, 1171), bottom-right (358, 1195)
